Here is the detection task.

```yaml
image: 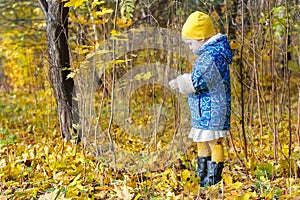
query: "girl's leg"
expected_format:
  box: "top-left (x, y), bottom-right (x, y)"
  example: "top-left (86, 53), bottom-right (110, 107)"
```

top-left (197, 142), bottom-right (211, 157)
top-left (196, 142), bottom-right (211, 181)
top-left (200, 138), bottom-right (224, 186)
top-left (208, 138), bottom-right (224, 163)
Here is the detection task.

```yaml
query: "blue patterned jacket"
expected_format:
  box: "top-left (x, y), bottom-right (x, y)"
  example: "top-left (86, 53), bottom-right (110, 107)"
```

top-left (188, 34), bottom-right (233, 130)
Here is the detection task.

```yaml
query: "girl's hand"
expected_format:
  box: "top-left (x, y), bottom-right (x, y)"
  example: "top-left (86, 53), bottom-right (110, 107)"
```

top-left (168, 79), bottom-right (178, 90)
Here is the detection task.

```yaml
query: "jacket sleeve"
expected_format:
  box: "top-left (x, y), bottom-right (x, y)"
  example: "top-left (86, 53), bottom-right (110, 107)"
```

top-left (176, 73), bottom-right (196, 94)
top-left (191, 53), bottom-right (214, 92)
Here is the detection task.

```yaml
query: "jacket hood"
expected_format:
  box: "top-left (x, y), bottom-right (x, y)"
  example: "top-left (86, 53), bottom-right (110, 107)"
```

top-left (194, 33), bottom-right (233, 64)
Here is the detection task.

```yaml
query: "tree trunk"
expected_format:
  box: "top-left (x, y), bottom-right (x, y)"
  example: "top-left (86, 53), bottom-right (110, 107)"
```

top-left (38, 0), bottom-right (74, 141)
top-left (0, 64), bottom-right (11, 92)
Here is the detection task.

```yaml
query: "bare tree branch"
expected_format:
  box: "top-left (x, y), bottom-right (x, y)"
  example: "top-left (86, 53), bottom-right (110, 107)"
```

top-left (38, 0), bottom-right (48, 17)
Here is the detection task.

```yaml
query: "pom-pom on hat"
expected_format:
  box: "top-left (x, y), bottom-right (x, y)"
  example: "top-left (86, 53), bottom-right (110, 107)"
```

top-left (182, 11), bottom-right (214, 40)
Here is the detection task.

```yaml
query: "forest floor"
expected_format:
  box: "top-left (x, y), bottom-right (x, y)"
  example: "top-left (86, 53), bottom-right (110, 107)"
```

top-left (0, 91), bottom-right (300, 199)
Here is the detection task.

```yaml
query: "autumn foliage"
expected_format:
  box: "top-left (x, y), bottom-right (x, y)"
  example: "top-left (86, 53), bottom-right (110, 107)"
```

top-left (1, 0), bottom-right (300, 199)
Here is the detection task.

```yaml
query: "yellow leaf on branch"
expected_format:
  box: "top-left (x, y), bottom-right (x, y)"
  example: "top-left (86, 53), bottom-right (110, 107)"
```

top-left (116, 17), bottom-right (133, 28)
top-left (94, 8), bottom-right (114, 16)
top-left (92, 0), bottom-right (104, 8)
top-left (63, 0), bottom-right (87, 8)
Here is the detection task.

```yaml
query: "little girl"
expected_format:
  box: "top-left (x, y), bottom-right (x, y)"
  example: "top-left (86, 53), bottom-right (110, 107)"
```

top-left (169, 11), bottom-right (233, 186)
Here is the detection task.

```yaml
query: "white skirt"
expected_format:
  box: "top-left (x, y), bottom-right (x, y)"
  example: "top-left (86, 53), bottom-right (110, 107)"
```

top-left (188, 127), bottom-right (228, 142)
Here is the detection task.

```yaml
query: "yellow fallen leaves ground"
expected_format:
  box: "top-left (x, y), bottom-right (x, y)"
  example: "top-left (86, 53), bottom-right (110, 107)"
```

top-left (1, 92), bottom-right (300, 199)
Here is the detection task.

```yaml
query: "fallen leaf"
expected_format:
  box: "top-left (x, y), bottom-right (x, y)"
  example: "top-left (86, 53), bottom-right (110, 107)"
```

top-left (114, 185), bottom-right (134, 200)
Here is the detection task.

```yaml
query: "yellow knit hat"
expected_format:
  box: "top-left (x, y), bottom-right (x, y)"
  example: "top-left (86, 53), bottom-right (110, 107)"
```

top-left (182, 11), bottom-right (214, 40)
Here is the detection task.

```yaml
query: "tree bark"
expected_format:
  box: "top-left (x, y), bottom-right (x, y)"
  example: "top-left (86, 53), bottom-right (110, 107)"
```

top-left (38, 0), bottom-right (74, 141)
top-left (0, 64), bottom-right (11, 92)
